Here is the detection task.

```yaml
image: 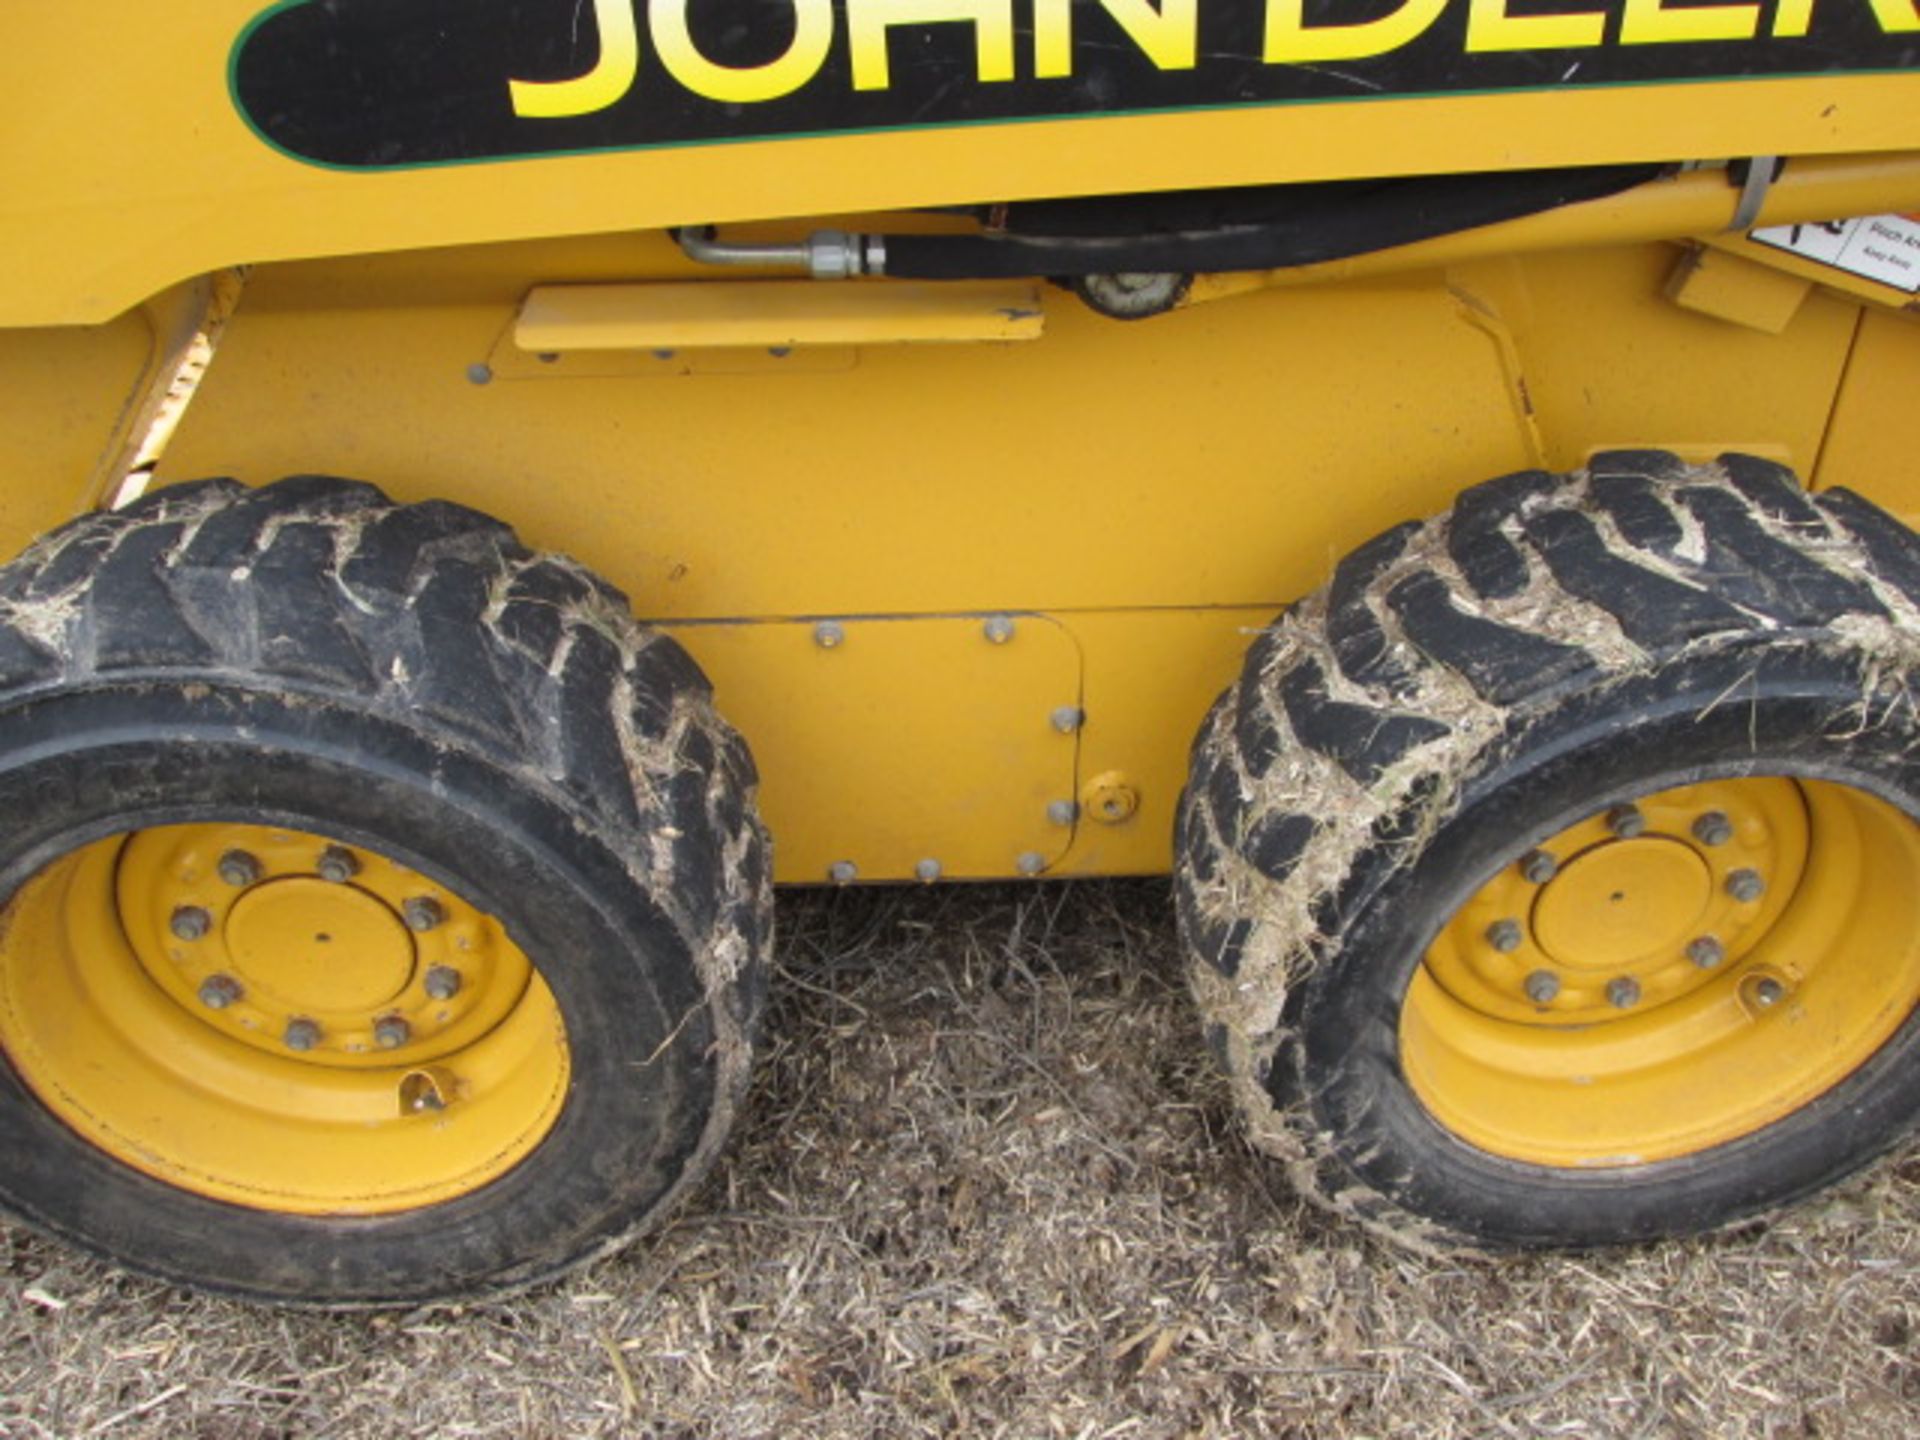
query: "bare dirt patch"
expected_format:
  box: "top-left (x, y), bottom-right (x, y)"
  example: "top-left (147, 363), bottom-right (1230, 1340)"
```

top-left (4, 881), bottom-right (1918, 1438)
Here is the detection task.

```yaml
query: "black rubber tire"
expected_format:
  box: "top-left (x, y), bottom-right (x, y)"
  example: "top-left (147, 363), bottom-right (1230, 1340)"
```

top-left (0, 476), bottom-right (771, 1305)
top-left (1177, 451), bottom-right (1920, 1251)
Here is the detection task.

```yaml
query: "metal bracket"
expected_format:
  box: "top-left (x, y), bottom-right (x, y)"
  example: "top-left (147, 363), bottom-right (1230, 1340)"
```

top-left (1727, 157), bottom-right (1783, 233)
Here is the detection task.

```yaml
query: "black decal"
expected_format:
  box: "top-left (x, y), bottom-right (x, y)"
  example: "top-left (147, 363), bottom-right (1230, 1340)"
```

top-left (230, 1), bottom-right (1920, 171)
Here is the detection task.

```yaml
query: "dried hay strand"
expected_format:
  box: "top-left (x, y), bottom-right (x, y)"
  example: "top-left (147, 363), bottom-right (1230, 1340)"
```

top-left (4, 881), bottom-right (1918, 1438)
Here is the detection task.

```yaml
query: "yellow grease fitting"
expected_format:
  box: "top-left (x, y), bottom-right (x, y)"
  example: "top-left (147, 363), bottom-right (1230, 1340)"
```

top-left (0, 826), bottom-right (569, 1215)
top-left (1402, 779), bottom-right (1920, 1167)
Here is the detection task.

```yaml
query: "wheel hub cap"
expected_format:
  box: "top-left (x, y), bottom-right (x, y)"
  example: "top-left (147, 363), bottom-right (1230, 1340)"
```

top-left (0, 822), bottom-right (570, 1214)
top-left (225, 879), bottom-right (415, 1013)
top-left (1400, 777), bottom-right (1920, 1167)
top-left (1533, 838), bottom-right (1711, 973)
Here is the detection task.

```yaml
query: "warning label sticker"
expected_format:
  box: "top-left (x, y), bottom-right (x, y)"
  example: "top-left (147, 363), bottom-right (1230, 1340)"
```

top-left (1750, 215), bottom-right (1920, 294)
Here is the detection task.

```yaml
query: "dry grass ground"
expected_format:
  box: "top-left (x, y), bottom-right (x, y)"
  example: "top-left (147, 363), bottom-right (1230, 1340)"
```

top-left (4, 880), bottom-right (1919, 1439)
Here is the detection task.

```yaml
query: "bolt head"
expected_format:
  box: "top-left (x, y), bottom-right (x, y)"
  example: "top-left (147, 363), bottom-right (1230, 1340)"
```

top-left (1047, 800), bottom-right (1078, 827)
top-left (1687, 935), bottom-right (1726, 969)
top-left (169, 905), bottom-right (212, 942)
top-left (1050, 706), bottom-right (1084, 735)
top-left (197, 974), bottom-right (242, 1010)
top-left (424, 965), bottom-right (463, 1001)
top-left (1726, 869), bottom-right (1765, 904)
top-left (1607, 976), bottom-right (1643, 1009)
top-left (914, 858), bottom-right (942, 884)
top-left (1608, 804), bottom-right (1647, 839)
top-left (1519, 849), bottom-right (1558, 884)
top-left (403, 896), bottom-right (445, 932)
top-left (827, 860), bottom-right (857, 885)
top-left (813, 621), bottom-right (845, 650)
top-left (1524, 969), bottom-right (1561, 1004)
top-left (1016, 851), bottom-right (1047, 876)
top-left (283, 1018), bottom-right (322, 1052)
top-left (317, 846), bottom-right (359, 884)
top-left (1692, 811), bottom-right (1734, 847)
top-left (983, 616), bottom-right (1015, 645)
top-left (374, 1016), bottom-right (411, 1050)
top-left (1486, 919), bottom-right (1524, 954)
top-left (1749, 975), bottom-right (1787, 1009)
top-left (218, 850), bottom-right (262, 887)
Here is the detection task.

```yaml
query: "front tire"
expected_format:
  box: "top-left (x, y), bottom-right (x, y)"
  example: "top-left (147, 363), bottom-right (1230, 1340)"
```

top-left (0, 477), bottom-right (771, 1304)
top-left (1179, 452), bottom-right (1920, 1249)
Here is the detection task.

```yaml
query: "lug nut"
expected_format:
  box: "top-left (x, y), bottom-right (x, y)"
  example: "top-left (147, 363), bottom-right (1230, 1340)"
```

top-left (169, 905), bottom-right (212, 942)
top-left (197, 974), bottom-right (243, 1010)
top-left (1726, 869), bottom-right (1765, 903)
top-left (317, 846), bottom-right (359, 883)
top-left (1486, 919), bottom-right (1524, 954)
top-left (1608, 804), bottom-right (1647, 839)
top-left (1519, 849), bottom-right (1558, 884)
top-left (983, 616), bottom-right (1015, 645)
top-left (374, 1016), bottom-right (411, 1050)
top-left (1692, 811), bottom-right (1734, 847)
top-left (218, 850), bottom-right (263, 887)
top-left (1524, 970), bottom-right (1561, 1004)
top-left (1687, 936), bottom-right (1726, 969)
top-left (283, 1018), bottom-right (322, 1052)
top-left (1607, 976), bottom-right (1643, 1009)
top-left (424, 965), bottom-right (463, 1001)
top-left (1746, 975), bottom-right (1787, 1010)
top-left (402, 896), bottom-right (445, 932)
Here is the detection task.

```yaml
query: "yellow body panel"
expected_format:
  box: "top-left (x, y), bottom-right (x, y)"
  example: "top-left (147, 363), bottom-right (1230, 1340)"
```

top-left (50, 231), bottom-right (1870, 881)
top-left (1, 6), bottom-right (1919, 325)
top-left (516, 280), bottom-right (1048, 351)
top-left (0, 9), bottom-right (1915, 884)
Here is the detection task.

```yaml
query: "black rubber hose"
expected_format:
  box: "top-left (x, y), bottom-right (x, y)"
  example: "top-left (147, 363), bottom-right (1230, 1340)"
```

top-left (881, 164), bottom-right (1667, 279)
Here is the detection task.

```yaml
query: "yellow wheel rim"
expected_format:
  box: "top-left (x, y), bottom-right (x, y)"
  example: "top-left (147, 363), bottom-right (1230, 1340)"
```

top-left (0, 823), bottom-right (569, 1214)
top-left (1401, 779), bottom-right (1920, 1167)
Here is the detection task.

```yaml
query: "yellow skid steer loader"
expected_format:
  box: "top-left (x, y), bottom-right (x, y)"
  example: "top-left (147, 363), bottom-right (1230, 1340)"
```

top-left (0, 1), bottom-right (1917, 1303)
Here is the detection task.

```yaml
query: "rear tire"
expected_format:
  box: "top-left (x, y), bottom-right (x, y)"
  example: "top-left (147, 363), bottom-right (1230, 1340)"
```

top-left (0, 476), bottom-right (771, 1304)
top-left (1178, 452), bottom-right (1920, 1249)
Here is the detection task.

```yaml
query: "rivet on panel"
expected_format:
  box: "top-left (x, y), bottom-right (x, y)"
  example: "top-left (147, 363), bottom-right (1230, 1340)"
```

top-left (982, 615), bottom-right (1016, 645)
top-left (914, 859), bottom-right (942, 884)
top-left (1016, 852), bottom-right (1047, 876)
top-left (1050, 706), bottom-right (1084, 735)
top-left (814, 621), bottom-right (846, 650)
top-left (828, 860), bottom-right (857, 885)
